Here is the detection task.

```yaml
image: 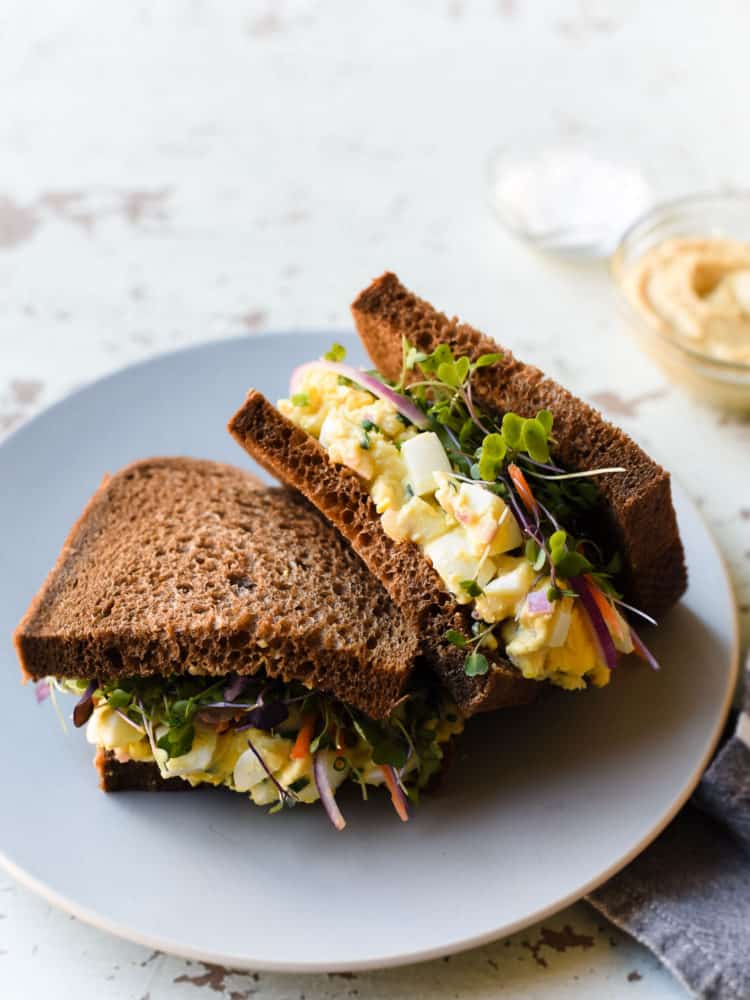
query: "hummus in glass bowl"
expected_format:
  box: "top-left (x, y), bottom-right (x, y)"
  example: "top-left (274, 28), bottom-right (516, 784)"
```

top-left (611, 193), bottom-right (750, 412)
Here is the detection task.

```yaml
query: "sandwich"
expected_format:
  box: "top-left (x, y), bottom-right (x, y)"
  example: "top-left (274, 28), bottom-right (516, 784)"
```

top-left (15, 457), bottom-right (463, 829)
top-left (229, 273), bottom-right (687, 717)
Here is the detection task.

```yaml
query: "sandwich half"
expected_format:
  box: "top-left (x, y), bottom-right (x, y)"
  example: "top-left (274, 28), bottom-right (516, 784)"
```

top-left (16, 457), bottom-right (462, 828)
top-left (229, 274), bottom-right (687, 717)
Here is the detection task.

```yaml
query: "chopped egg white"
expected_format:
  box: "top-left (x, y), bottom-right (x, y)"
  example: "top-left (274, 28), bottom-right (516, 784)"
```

top-left (423, 528), bottom-right (497, 602)
top-left (234, 744), bottom-right (284, 791)
top-left (164, 728), bottom-right (218, 777)
top-left (473, 556), bottom-right (536, 622)
top-left (381, 497), bottom-right (449, 545)
top-left (434, 474), bottom-right (522, 557)
top-left (86, 706), bottom-right (145, 749)
top-left (401, 432), bottom-right (452, 496)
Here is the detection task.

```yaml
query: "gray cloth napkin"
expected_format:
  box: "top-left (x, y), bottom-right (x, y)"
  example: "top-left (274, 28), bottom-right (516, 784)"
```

top-left (587, 656), bottom-right (750, 1000)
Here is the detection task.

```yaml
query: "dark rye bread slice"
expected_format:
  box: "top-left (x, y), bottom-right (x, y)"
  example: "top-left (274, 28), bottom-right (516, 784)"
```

top-left (95, 747), bottom-right (188, 792)
top-left (15, 457), bottom-right (418, 719)
top-left (229, 394), bottom-right (536, 716)
top-left (352, 272), bottom-right (687, 618)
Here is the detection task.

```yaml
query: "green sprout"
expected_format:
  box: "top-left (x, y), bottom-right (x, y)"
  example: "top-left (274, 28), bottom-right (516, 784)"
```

top-left (324, 343), bottom-right (347, 362)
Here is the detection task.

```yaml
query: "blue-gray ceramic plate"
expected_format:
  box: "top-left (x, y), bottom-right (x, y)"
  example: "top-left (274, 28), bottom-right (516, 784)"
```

top-left (0, 333), bottom-right (739, 971)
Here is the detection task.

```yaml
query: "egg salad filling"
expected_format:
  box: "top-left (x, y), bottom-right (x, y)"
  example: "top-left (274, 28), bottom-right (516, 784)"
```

top-left (48, 673), bottom-right (462, 828)
top-left (279, 343), bottom-right (657, 690)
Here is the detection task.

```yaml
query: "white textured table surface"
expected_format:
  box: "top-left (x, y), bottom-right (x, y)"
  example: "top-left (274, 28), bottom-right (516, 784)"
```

top-left (1, 3), bottom-right (748, 998)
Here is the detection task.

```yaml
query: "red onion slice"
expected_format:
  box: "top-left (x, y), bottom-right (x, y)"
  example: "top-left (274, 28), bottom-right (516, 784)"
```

top-left (289, 361), bottom-right (429, 430)
top-left (313, 753), bottom-right (346, 831)
top-left (571, 576), bottom-right (619, 672)
top-left (548, 606), bottom-right (572, 647)
top-left (35, 679), bottom-right (50, 704)
top-left (525, 589), bottom-right (553, 615)
top-left (73, 680), bottom-right (98, 728)
top-left (234, 701), bottom-right (289, 732)
top-left (196, 707), bottom-right (240, 726)
top-left (224, 675), bottom-right (248, 702)
top-left (629, 626), bottom-right (660, 671)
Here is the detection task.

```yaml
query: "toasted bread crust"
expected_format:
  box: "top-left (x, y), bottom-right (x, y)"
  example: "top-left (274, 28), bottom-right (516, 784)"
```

top-left (15, 458), bottom-right (418, 719)
top-left (351, 272), bottom-right (687, 618)
top-left (95, 747), bottom-right (189, 792)
top-left (229, 394), bottom-right (536, 716)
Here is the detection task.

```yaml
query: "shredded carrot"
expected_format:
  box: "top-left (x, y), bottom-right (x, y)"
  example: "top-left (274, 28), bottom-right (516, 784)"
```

top-left (508, 463), bottom-right (538, 515)
top-left (291, 713), bottom-right (317, 760)
top-left (587, 578), bottom-right (627, 644)
top-left (381, 765), bottom-right (409, 822)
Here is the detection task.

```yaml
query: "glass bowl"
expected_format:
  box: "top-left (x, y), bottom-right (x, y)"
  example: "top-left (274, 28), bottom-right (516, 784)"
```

top-left (610, 192), bottom-right (750, 413)
top-left (487, 145), bottom-right (651, 259)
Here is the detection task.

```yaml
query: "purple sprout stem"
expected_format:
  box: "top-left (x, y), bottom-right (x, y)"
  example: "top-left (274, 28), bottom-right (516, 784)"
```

top-left (246, 737), bottom-right (296, 802)
top-left (501, 473), bottom-right (558, 585)
top-left (506, 471), bottom-right (541, 534)
top-left (517, 454), bottom-right (565, 475)
top-left (500, 474), bottom-right (544, 545)
top-left (441, 425), bottom-right (462, 451)
top-left (530, 503), bottom-right (560, 586)
top-left (201, 701), bottom-right (260, 710)
top-left (500, 474), bottom-right (529, 530)
top-left (535, 497), bottom-right (561, 533)
top-left (462, 382), bottom-right (493, 437)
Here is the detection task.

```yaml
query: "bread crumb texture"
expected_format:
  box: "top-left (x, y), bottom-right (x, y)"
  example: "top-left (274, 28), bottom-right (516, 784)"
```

top-left (15, 457), bottom-right (417, 719)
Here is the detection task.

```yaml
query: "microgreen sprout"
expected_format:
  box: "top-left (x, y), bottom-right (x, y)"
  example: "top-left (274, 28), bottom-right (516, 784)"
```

top-left (324, 343), bottom-right (347, 362)
top-left (524, 466), bottom-right (626, 482)
top-left (445, 622), bottom-right (498, 676)
top-left (464, 652), bottom-right (489, 677)
top-left (47, 680), bottom-right (68, 735)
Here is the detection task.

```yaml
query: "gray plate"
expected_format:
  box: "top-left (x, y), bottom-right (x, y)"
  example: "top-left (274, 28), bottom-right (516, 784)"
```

top-left (0, 333), bottom-right (739, 971)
